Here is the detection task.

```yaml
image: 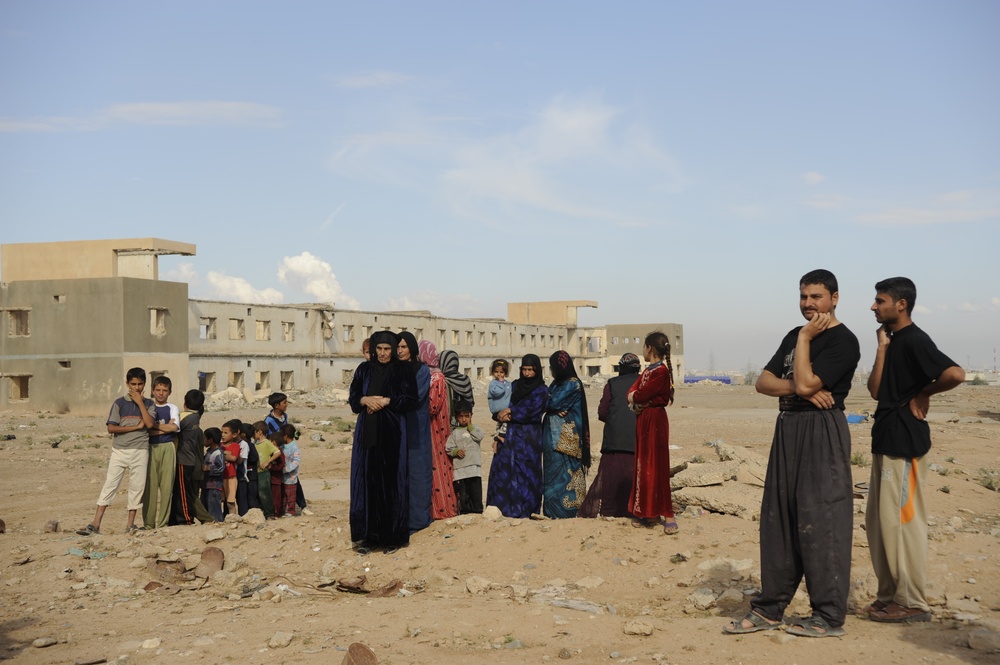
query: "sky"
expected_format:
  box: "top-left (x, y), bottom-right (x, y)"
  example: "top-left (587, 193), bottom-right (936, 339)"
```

top-left (1, 1), bottom-right (998, 373)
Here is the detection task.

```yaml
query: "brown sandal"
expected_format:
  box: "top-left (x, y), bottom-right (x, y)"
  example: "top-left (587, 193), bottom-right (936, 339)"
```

top-left (867, 601), bottom-right (931, 623)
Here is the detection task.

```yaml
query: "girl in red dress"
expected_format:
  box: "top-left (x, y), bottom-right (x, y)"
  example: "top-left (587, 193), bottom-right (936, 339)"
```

top-left (627, 331), bottom-right (678, 534)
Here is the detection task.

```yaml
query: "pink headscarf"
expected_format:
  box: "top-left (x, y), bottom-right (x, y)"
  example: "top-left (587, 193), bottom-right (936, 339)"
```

top-left (418, 339), bottom-right (439, 368)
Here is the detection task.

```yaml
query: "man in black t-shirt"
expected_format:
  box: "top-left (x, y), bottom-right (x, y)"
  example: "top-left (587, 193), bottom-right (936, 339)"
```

top-left (863, 277), bottom-right (964, 624)
top-left (724, 269), bottom-right (860, 638)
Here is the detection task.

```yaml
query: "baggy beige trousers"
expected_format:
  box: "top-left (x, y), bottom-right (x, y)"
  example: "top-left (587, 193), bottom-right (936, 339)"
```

top-left (142, 442), bottom-right (176, 528)
top-left (866, 454), bottom-right (930, 611)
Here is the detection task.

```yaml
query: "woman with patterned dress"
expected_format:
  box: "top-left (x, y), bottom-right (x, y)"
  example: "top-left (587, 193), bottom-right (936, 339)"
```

top-left (628, 331), bottom-right (678, 534)
top-left (397, 331), bottom-right (433, 533)
top-left (486, 354), bottom-right (548, 518)
top-left (542, 351), bottom-right (591, 518)
top-left (418, 339), bottom-right (458, 519)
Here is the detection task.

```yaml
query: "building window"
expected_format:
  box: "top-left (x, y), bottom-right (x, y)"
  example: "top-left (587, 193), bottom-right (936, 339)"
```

top-left (530, 334), bottom-right (536, 347)
top-left (476, 367), bottom-right (485, 380)
top-left (199, 371), bottom-right (217, 393)
top-left (520, 334), bottom-right (526, 345)
top-left (58, 360), bottom-right (71, 369)
top-left (479, 332), bottom-right (485, 346)
top-left (149, 308), bottom-right (167, 337)
top-left (199, 317), bottom-right (217, 340)
top-left (256, 320), bottom-right (271, 341)
top-left (255, 371), bottom-right (270, 391)
top-left (280, 371), bottom-right (294, 390)
top-left (549, 335), bottom-right (554, 346)
top-left (342, 325), bottom-right (354, 343)
top-left (363, 325), bottom-right (373, 340)
top-left (490, 332), bottom-right (498, 347)
top-left (463, 367), bottom-right (471, 378)
top-left (7, 375), bottom-right (30, 401)
top-left (8, 309), bottom-right (30, 337)
top-left (53, 295), bottom-right (66, 303)
top-left (229, 318), bottom-right (245, 340)
top-left (149, 371), bottom-right (166, 386)
top-left (465, 331), bottom-right (473, 346)
top-left (438, 329), bottom-right (446, 346)
top-left (452, 330), bottom-right (460, 345)
top-left (229, 371), bottom-right (244, 390)
top-left (612, 336), bottom-right (619, 345)
top-left (415, 328), bottom-right (423, 340)
top-left (588, 337), bottom-right (602, 353)
top-left (342, 369), bottom-right (353, 384)
top-left (247, 307), bottom-right (252, 316)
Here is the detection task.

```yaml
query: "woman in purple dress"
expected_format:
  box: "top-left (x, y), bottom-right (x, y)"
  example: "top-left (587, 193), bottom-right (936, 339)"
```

top-left (485, 354), bottom-right (548, 518)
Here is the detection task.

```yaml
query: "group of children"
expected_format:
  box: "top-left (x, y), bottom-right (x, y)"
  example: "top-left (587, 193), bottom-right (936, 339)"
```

top-left (79, 369), bottom-right (307, 535)
top-left (200, 418), bottom-right (301, 522)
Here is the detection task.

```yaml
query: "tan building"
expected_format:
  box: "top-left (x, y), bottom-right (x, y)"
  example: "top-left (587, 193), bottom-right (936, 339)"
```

top-left (1, 239), bottom-right (684, 413)
top-left (1, 239), bottom-right (194, 413)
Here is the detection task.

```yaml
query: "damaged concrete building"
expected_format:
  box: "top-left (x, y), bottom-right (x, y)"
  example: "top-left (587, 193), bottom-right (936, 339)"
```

top-left (1, 239), bottom-right (684, 414)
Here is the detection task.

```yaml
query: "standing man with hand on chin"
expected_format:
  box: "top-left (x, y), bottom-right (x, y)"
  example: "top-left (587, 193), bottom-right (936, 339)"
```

top-left (725, 269), bottom-right (860, 638)
top-left (864, 277), bottom-right (964, 624)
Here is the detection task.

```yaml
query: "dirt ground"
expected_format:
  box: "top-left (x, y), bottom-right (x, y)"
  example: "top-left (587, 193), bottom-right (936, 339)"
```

top-left (1, 382), bottom-right (998, 664)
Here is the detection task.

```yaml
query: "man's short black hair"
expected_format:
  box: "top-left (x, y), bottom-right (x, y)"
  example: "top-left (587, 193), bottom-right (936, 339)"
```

top-left (875, 276), bottom-right (917, 314)
top-left (800, 269), bottom-right (838, 296)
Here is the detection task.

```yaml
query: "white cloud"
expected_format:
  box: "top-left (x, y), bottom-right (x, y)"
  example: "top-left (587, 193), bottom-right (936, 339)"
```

top-left (802, 171), bottom-right (826, 185)
top-left (337, 70), bottom-right (412, 88)
top-left (277, 252), bottom-right (360, 309)
top-left (913, 304), bottom-right (934, 316)
top-left (384, 291), bottom-right (484, 317)
top-left (957, 302), bottom-right (982, 313)
top-left (162, 262), bottom-right (199, 285)
top-left (206, 272), bottom-right (284, 304)
top-left (803, 194), bottom-right (846, 209)
top-left (857, 207), bottom-right (1000, 226)
top-left (0, 101), bottom-right (281, 133)
top-left (992, 297), bottom-right (1000, 308)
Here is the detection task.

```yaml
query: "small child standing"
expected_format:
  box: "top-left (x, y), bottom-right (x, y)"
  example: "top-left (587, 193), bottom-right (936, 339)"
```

top-left (201, 429), bottom-right (225, 523)
top-left (446, 400), bottom-right (485, 514)
top-left (487, 359), bottom-right (512, 452)
top-left (220, 419), bottom-right (242, 516)
top-left (280, 424), bottom-right (301, 517)
top-left (253, 421), bottom-right (281, 518)
top-left (268, 431), bottom-right (287, 517)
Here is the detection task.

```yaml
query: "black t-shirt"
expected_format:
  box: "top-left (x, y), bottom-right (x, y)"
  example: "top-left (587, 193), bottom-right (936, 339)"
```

top-left (871, 324), bottom-right (957, 457)
top-left (763, 323), bottom-right (860, 411)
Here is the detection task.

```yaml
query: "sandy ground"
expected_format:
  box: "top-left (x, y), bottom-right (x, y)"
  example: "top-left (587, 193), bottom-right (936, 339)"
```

top-left (1, 382), bottom-right (998, 665)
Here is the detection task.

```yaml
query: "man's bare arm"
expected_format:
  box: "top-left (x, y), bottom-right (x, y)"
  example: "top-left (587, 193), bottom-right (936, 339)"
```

top-left (755, 370), bottom-right (794, 397)
top-left (867, 326), bottom-right (890, 400)
top-left (910, 365), bottom-right (965, 419)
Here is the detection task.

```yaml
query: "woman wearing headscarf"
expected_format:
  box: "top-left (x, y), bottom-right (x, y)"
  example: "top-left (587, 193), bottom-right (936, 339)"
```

top-left (397, 331), bottom-right (433, 533)
top-left (485, 354), bottom-right (548, 518)
top-left (439, 350), bottom-right (475, 428)
top-left (418, 340), bottom-right (458, 519)
top-left (578, 353), bottom-right (640, 518)
top-left (542, 350), bottom-right (591, 518)
top-left (349, 331), bottom-right (417, 553)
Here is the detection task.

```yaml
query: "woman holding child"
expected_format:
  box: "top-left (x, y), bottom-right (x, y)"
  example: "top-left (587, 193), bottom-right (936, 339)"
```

top-left (418, 340), bottom-right (458, 519)
top-left (485, 354), bottom-right (548, 518)
top-left (542, 351), bottom-right (591, 518)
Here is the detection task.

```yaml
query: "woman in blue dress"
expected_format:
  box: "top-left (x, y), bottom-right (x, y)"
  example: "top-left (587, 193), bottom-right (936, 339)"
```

top-left (542, 350), bottom-right (591, 518)
top-left (485, 354), bottom-right (548, 518)
top-left (397, 331), bottom-right (433, 534)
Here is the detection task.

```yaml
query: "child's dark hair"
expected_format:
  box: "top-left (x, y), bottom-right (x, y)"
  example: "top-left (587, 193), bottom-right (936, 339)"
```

top-left (454, 399), bottom-right (473, 415)
top-left (644, 331), bottom-right (675, 404)
top-left (268, 431), bottom-right (284, 446)
top-left (280, 423), bottom-right (298, 440)
top-left (240, 422), bottom-right (255, 442)
top-left (253, 420), bottom-right (268, 435)
top-left (126, 367), bottom-right (146, 382)
top-left (152, 375), bottom-right (172, 390)
top-left (874, 276), bottom-right (917, 314)
top-left (184, 389), bottom-right (205, 416)
top-left (490, 359), bottom-right (510, 376)
top-left (223, 419), bottom-right (243, 434)
top-left (204, 427), bottom-right (222, 446)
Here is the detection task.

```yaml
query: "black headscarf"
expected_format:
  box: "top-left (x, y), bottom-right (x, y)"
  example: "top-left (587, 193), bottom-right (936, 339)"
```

top-left (510, 353), bottom-right (544, 405)
top-left (362, 330), bottom-right (399, 450)
top-left (549, 350), bottom-right (591, 466)
top-left (396, 331), bottom-right (422, 367)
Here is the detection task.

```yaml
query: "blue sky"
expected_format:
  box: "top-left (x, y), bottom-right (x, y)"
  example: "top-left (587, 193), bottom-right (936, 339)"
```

top-left (2, 1), bottom-right (998, 372)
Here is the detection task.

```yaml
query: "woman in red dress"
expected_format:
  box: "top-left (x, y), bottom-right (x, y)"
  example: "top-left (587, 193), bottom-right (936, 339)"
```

top-left (627, 331), bottom-right (678, 534)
